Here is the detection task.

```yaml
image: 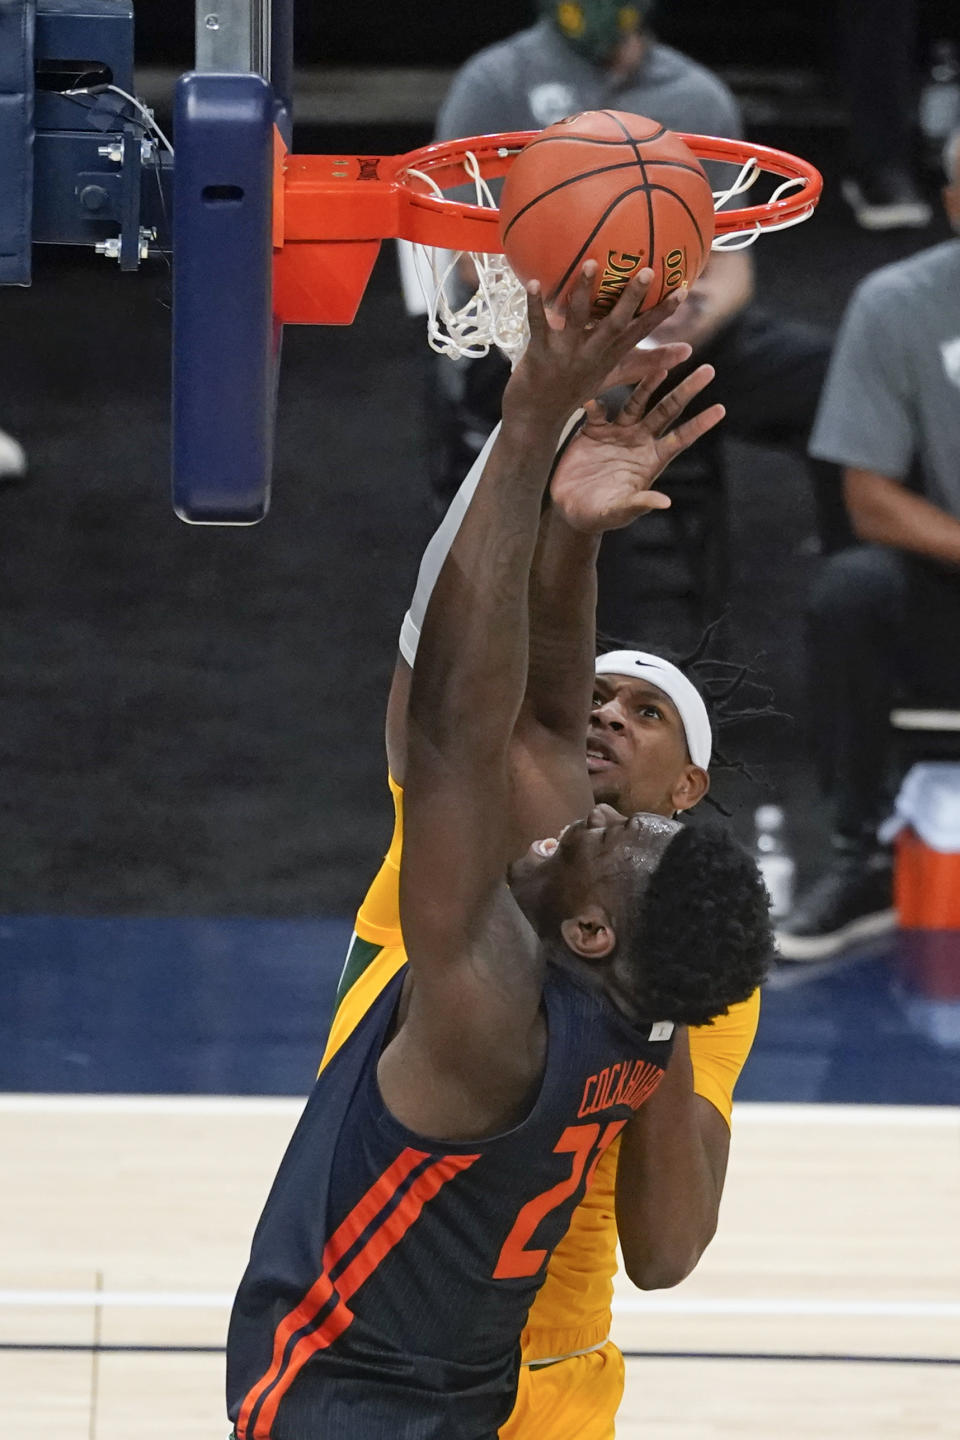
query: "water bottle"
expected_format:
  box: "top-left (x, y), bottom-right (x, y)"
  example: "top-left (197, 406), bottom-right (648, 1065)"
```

top-left (754, 805), bottom-right (795, 921)
top-left (919, 40), bottom-right (960, 161)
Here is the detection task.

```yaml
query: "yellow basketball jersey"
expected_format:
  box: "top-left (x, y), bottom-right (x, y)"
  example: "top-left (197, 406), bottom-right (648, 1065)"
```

top-left (323, 778), bottom-right (761, 1366)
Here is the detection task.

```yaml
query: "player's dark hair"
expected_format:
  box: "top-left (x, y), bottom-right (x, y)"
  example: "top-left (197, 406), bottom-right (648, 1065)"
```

top-left (597, 614), bottom-right (785, 814)
top-left (623, 823), bottom-right (772, 1027)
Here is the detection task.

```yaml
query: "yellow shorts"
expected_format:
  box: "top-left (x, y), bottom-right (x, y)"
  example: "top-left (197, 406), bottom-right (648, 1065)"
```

top-left (499, 1341), bottom-right (625, 1440)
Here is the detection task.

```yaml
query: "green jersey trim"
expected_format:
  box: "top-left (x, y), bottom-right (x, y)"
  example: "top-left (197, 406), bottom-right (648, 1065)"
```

top-left (334, 932), bottom-right (385, 1010)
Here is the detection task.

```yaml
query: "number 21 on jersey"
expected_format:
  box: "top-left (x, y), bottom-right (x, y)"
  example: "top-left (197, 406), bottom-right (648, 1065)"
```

top-left (493, 1119), bottom-right (627, 1280)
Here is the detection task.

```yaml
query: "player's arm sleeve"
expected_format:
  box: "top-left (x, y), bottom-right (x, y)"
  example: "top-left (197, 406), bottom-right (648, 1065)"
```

top-left (809, 276), bottom-right (914, 480)
top-left (688, 987), bottom-right (761, 1127)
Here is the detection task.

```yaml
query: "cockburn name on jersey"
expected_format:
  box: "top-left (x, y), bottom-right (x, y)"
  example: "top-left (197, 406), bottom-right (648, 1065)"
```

top-left (577, 1058), bottom-right (664, 1118)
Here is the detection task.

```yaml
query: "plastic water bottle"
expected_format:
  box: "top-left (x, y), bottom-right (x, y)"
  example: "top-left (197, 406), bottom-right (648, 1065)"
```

top-left (919, 40), bottom-right (960, 161)
top-left (754, 805), bottom-right (795, 921)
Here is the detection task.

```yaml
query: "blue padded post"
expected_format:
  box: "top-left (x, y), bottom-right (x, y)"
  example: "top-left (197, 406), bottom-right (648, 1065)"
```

top-left (172, 72), bottom-right (276, 525)
top-left (0, 0), bottom-right (35, 286)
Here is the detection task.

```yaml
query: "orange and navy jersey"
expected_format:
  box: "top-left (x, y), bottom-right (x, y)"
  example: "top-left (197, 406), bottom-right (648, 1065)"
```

top-left (227, 961), bottom-right (673, 1440)
top-left (330, 779), bottom-right (762, 1371)
top-left (517, 985), bottom-right (760, 1364)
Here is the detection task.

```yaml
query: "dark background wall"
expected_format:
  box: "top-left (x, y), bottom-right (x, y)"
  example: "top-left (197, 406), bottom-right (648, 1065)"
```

top-left (129, 2), bottom-right (960, 71)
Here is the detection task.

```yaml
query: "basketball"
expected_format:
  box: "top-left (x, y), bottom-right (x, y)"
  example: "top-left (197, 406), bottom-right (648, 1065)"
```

top-left (499, 110), bottom-right (716, 318)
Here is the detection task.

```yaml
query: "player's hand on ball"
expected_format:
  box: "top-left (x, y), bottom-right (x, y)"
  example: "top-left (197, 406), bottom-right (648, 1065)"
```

top-left (502, 264), bottom-right (682, 425)
top-left (549, 364), bottom-right (725, 534)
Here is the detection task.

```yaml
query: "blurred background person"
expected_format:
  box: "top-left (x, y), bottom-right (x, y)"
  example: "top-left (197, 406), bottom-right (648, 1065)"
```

top-left (428, 0), bottom-right (845, 556)
top-left (777, 128), bottom-right (960, 962)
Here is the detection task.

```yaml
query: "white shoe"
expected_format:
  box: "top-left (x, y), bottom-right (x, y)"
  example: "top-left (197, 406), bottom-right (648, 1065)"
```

top-left (0, 428), bottom-right (27, 482)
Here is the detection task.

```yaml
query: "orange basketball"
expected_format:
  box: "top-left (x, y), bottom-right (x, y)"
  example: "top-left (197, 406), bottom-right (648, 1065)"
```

top-left (499, 110), bottom-right (716, 318)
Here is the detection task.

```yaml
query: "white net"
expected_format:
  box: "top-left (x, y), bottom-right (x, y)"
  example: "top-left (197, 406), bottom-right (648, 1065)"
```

top-left (421, 246), bottom-right (531, 365)
top-left (404, 150), bottom-right (532, 366)
top-left (405, 152), bottom-right (810, 363)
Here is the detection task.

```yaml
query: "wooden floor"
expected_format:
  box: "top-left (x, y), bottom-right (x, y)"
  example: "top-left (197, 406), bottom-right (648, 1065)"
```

top-left (1, 1096), bottom-right (957, 1438)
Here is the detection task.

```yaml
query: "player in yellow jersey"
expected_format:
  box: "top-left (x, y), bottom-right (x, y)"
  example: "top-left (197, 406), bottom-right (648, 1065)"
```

top-left (324, 321), bottom-right (762, 1439)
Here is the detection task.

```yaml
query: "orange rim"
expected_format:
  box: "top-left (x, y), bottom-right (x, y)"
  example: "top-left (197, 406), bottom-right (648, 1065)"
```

top-left (386, 130), bottom-right (823, 251)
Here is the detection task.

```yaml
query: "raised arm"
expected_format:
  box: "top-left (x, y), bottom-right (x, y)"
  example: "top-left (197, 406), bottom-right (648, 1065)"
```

top-left (398, 270), bottom-right (659, 989)
top-left (386, 329), bottom-right (696, 789)
top-left (385, 424), bottom-right (507, 787)
top-left (510, 362), bottom-right (725, 843)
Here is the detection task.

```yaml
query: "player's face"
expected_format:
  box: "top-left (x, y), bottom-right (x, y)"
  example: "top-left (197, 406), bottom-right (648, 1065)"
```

top-left (509, 804), bottom-right (680, 929)
top-left (587, 674), bottom-right (691, 816)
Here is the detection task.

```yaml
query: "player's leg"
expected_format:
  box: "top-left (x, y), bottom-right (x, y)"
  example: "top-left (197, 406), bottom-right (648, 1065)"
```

top-left (899, 553), bottom-right (960, 706)
top-left (777, 544), bottom-right (907, 959)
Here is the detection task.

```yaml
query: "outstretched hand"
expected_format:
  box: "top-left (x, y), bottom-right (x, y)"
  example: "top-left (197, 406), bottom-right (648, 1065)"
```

top-left (501, 263), bottom-right (688, 430)
top-left (549, 364), bottom-right (725, 534)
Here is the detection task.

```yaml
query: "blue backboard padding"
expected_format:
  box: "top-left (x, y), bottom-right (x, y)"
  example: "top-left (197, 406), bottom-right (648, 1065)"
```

top-left (172, 73), bottom-right (276, 524)
top-left (0, 0), bottom-right (35, 285)
top-left (35, 0), bottom-right (134, 86)
top-left (34, 0), bottom-right (134, 136)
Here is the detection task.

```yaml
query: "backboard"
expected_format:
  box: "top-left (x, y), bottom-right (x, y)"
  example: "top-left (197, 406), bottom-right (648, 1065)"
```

top-left (171, 0), bottom-right (292, 523)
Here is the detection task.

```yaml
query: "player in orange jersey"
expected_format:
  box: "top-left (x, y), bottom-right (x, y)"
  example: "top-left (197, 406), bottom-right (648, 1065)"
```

top-left (326, 285), bottom-right (763, 1440)
top-left (232, 270), bottom-right (770, 1437)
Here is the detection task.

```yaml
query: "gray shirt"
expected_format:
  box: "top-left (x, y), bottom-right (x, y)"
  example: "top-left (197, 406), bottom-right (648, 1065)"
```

top-left (809, 240), bottom-right (960, 520)
top-left (435, 21), bottom-right (743, 182)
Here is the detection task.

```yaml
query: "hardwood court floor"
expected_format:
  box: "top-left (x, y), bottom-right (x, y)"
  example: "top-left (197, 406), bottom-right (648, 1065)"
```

top-left (1, 1097), bottom-right (957, 1438)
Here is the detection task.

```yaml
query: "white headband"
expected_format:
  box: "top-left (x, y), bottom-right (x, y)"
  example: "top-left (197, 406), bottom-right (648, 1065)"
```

top-left (594, 650), bottom-right (712, 769)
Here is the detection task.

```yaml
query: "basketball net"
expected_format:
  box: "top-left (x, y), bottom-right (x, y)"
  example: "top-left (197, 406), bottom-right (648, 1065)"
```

top-left (405, 152), bottom-right (808, 365)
